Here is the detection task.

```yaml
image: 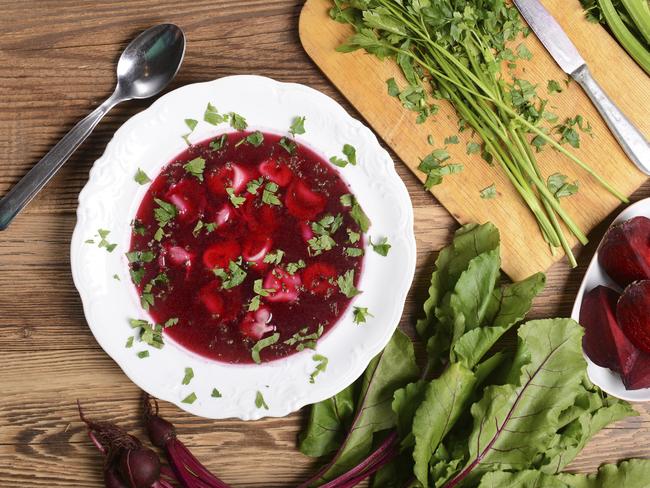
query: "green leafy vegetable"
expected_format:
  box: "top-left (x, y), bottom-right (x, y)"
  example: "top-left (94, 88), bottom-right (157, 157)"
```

top-left (182, 367), bottom-right (194, 385)
top-left (310, 354), bottom-right (329, 383)
top-left (204, 103), bottom-right (226, 125)
top-left (183, 157), bottom-right (206, 181)
top-left (211, 388), bottom-right (222, 398)
top-left (251, 333), bottom-right (280, 364)
top-left (279, 137), bottom-right (296, 154)
top-left (386, 77), bottom-right (400, 96)
top-left (290, 116), bottom-right (306, 136)
top-left (255, 391), bottom-right (269, 410)
top-left (226, 187), bottom-right (246, 208)
top-left (153, 198), bottom-right (177, 228)
top-left (284, 324), bottom-right (324, 351)
top-left (480, 183), bottom-right (497, 199)
top-left (228, 112), bottom-right (248, 131)
top-left (262, 182), bottom-right (282, 206)
top-left (209, 134), bottom-right (228, 151)
top-left (352, 306), bottom-right (373, 324)
top-left (213, 260), bottom-right (247, 289)
top-left (134, 168), bottom-right (151, 185)
top-left (547, 79), bottom-right (564, 94)
top-left (548, 173), bottom-right (580, 199)
top-left (337, 270), bottom-right (361, 298)
top-left (137, 351), bottom-right (149, 359)
top-left (181, 392), bottom-right (197, 404)
top-left (369, 236), bottom-right (391, 256)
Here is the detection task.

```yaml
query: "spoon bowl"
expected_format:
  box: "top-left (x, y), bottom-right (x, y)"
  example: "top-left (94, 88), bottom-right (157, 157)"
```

top-left (116, 23), bottom-right (185, 100)
top-left (0, 23), bottom-right (186, 230)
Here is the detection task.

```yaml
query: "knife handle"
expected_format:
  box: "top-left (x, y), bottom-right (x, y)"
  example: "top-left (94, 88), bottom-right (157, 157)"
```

top-left (573, 65), bottom-right (650, 175)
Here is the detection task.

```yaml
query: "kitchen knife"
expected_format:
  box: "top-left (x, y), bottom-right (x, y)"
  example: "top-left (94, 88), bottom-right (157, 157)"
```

top-left (513, 0), bottom-right (650, 175)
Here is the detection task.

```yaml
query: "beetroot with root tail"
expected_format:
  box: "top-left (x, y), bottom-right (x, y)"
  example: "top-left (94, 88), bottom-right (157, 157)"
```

top-left (579, 285), bottom-right (638, 376)
top-left (617, 280), bottom-right (650, 354)
top-left (143, 393), bottom-right (232, 488)
top-left (598, 216), bottom-right (650, 288)
top-left (78, 401), bottom-right (175, 488)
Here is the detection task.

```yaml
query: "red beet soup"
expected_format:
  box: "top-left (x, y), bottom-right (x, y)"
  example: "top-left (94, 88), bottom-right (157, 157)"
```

top-left (127, 131), bottom-right (366, 364)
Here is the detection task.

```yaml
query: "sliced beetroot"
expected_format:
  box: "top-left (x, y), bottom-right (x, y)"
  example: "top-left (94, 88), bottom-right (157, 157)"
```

top-left (598, 216), bottom-right (650, 288)
top-left (264, 267), bottom-right (302, 303)
top-left (623, 351), bottom-right (650, 390)
top-left (259, 158), bottom-right (293, 186)
top-left (617, 280), bottom-right (650, 354)
top-left (579, 285), bottom-right (638, 376)
top-left (203, 239), bottom-right (241, 270)
top-left (165, 178), bottom-right (206, 223)
top-left (285, 180), bottom-right (327, 220)
top-left (303, 263), bottom-right (337, 296)
top-left (206, 162), bottom-right (256, 196)
top-left (240, 306), bottom-right (275, 340)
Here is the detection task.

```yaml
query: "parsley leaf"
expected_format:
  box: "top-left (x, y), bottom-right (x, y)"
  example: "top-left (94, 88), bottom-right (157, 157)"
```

top-left (337, 270), bottom-right (361, 298)
top-left (386, 77), bottom-right (400, 97)
top-left (153, 198), bottom-right (177, 228)
top-left (263, 249), bottom-right (285, 265)
top-left (308, 235), bottom-right (337, 255)
top-left (466, 141), bottom-right (481, 154)
top-left (347, 228), bottom-right (361, 244)
top-left (126, 250), bottom-right (155, 263)
top-left (516, 43), bottom-right (533, 60)
top-left (204, 103), bottom-right (226, 125)
top-left (353, 306), bottom-right (373, 324)
top-left (181, 392), bottom-right (197, 404)
top-left (330, 144), bottom-right (357, 168)
top-left (286, 260), bottom-right (306, 275)
top-left (182, 367), bottom-right (194, 385)
top-left (255, 391), bottom-right (269, 410)
top-left (279, 137), bottom-right (296, 154)
top-left (211, 388), bottom-right (222, 398)
top-left (134, 168), bottom-right (151, 185)
top-left (185, 119), bottom-right (198, 131)
top-left (289, 116), bottom-right (306, 136)
top-left (209, 134), bottom-right (228, 151)
top-left (309, 354), bottom-right (329, 383)
top-left (547, 79), bottom-right (563, 94)
top-left (246, 131), bottom-right (264, 147)
top-left (95, 229), bottom-right (117, 253)
top-left (418, 148), bottom-right (463, 189)
top-left (137, 350), bottom-right (149, 359)
top-left (444, 135), bottom-right (459, 145)
top-left (369, 236), bottom-right (391, 256)
top-left (262, 182), bottom-right (282, 206)
top-left (284, 324), bottom-right (324, 351)
top-left (346, 247), bottom-right (364, 257)
top-left (480, 184), bottom-right (498, 199)
top-left (226, 187), bottom-right (246, 208)
top-left (125, 336), bottom-right (134, 348)
top-left (548, 173), bottom-right (579, 199)
top-left (247, 177), bottom-right (264, 195)
top-left (228, 112), bottom-right (248, 131)
top-left (349, 198), bottom-right (371, 233)
top-left (183, 157), bottom-right (206, 181)
top-left (251, 332), bottom-right (280, 364)
top-left (213, 260), bottom-right (247, 289)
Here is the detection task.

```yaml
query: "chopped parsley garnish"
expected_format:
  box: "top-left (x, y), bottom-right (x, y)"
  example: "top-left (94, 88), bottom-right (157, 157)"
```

top-left (255, 391), bottom-right (269, 410)
top-left (262, 182), bottom-right (282, 206)
top-left (279, 137), bottom-right (296, 154)
top-left (340, 194), bottom-right (353, 207)
top-left (209, 134), bottom-right (228, 151)
top-left (284, 324), bottom-right (324, 351)
top-left (95, 229), bottom-right (117, 253)
top-left (353, 306), bottom-right (373, 325)
top-left (309, 354), bottom-right (329, 384)
top-left (204, 103), bottom-right (226, 125)
top-left (134, 168), bottom-right (151, 185)
top-left (246, 131), bottom-right (264, 147)
top-left (181, 392), bottom-right (197, 404)
top-left (347, 229), bottom-right (360, 244)
top-left (249, 279), bottom-right (275, 311)
top-left (113, 274), bottom-right (120, 281)
top-left (183, 157), bottom-right (206, 181)
top-left (193, 220), bottom-right (217, 237)
top-left (337, 270), bottom-right (361, 298)
top-left (130, 318), bottom-right (165, 349)
top-left (312, 214), bottom-right (343, 236)
top-left (480, 184), bottom-right (498, 199)
top-left (137, 350), bottom-right (150, 359)
top-left (369, 236), bottom-right (391, 256)
top-left (308, 234), bottom-right (337, 255)
top-left (553, 115), bottom-right (592, 148)
top-left (226, 187), bottom-right (246, 208)
top-left (516, 43), bottom-right (533, 60)
top-left (153, 198), bottom-right (177, 228)
top-left (211, 388), bottom-right (222, 398)
top-left (346, 247), bottom-right (364, 257)
top-left (263, 249), bottom-right (285, 265)
top-left (185, 119), bottom-right (198, 131)
top-left (246, 177), bottom-right (264, 195)
top-left (548, 173), bottom-right (579, 199)
top-left (213, 260), bottom-right (247, 289)
top-left (547, 79), bottom-right (563, 94)
top-left (182, 367), bottom-right (194, 385)
top-left (444, 135), bottom-right (459, 145)
top-left (125, 336), bottom-right (134, 348)
top-left (386, 77), bottom-right (400, 97)
top-left (251, 332), bottom-right (280, 364)
top-left (153, 227), bottom-right (165, 242)
top-left (466, 141), bottom-right (481, 155)
top-left (349, 197), bottom-right (371, 233)
top-left (132, 220), bottom-right (146, 236)
top-left (418, 148), bottom-right (463, 190)
top-left (289, 116), bottom-right (306, 136)
top-left (228, 112), bottom-right (248, 131)
top-left (130, 268), bottom-right (145, 285)
top-left (164, 317), bottom-right (179, 327)
top-left (330, 144), bottom-right (357, 167)
top-left (286, 260), bottom-right (306, 275)
top-left (126, 250), bottom-right (155, 263)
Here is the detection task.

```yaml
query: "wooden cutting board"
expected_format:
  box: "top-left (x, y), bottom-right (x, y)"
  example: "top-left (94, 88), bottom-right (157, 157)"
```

top-left (299, 0), bottom-right (650, 280)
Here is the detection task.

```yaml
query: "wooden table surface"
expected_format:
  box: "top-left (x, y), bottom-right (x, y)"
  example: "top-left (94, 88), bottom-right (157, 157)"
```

top-left (0, 1), bottom-right (648, 486)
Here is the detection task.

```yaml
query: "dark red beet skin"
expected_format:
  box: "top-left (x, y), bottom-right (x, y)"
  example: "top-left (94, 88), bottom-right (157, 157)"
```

top-left (579, 285), bottom-right (638, 376)
top-left (598, 216), bottom-right (650, 288)
top-left (617, 280), bottom-right (650, 354)
top-left (128, 132), bottom-right (365, 364)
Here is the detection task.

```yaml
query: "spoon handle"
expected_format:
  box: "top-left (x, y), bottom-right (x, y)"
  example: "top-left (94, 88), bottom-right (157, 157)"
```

top-left (0, 91), bottom-right (122, 230)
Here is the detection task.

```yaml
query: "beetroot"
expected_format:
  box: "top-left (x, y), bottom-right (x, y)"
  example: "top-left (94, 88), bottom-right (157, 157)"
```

top-left (617, 280), bottom-right (650, 354)
top-left (579, 286), bottom-right (638, 376)
top-left (623, 351), bottom-right (650, 389)
top-left (598, 216), bottom-right (650, 288)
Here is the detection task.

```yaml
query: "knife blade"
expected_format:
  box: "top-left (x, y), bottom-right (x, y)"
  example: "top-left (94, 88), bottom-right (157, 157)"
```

top-left (512, 0), bottom-right (585, 75)
top-left (513, 0), bottom-right (650, 175)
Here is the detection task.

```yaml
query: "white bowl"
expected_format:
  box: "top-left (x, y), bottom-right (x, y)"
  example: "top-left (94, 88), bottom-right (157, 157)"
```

top-left (570, 197), bottom-right (650, 401)
top-left (70, 75), bottom-right (416, 419)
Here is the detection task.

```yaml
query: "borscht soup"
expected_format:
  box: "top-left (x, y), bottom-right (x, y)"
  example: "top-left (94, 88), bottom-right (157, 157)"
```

top-left (127, 131), bottom-right (367, 364)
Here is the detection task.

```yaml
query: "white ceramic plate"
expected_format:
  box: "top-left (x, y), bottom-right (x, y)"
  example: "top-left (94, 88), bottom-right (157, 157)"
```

top-left (70, 75), bottom-right (416, 419)
top-left (570, 197), bottom-right (650, 402)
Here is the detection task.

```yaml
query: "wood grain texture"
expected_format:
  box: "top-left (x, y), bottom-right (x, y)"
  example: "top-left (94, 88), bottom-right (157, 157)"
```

top-left (299, 0), bottom-right (650, 281)
top-left (0, 0), bottom-right (649, 486)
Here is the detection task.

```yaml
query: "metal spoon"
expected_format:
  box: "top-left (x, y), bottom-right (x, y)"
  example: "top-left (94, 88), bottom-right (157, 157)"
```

top-left (0, 23), bottom-right (186, 230)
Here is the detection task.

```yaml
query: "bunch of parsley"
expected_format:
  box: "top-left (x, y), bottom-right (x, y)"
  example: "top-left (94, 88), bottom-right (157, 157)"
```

top-left (328, 0), bottom-right (629, 266)
top-left (299, 223), bottom-right (649, 487)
